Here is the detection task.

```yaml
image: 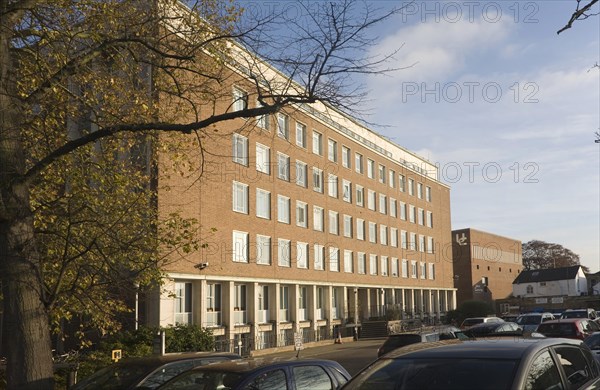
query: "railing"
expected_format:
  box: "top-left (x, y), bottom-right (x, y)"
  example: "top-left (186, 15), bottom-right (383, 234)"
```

top-left (298, 308), bottom-right (308, 321)
top-left (206, 311), bottom-right (222, 327)
top-left (257, 309), bottom-right (269, 323)
top-left (233, 310), bottom-right (247, 325)
top-left (279, 309), bottom-right (289, 322)
top-left (174, 312), bottom-right (192, 325)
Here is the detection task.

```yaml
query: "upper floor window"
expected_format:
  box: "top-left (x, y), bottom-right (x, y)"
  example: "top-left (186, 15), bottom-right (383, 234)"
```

top-left (328, 139), bottom-right (338, 162)
top-left (296, 122), bottom-right (306, 148)
top-left (328, 174), bottom-right (338, 198)
top-left (277, 113), bottom-right (289, 140)
top-left (255, 143), bottom-right (270, 174)
top-left (399, 174), bottom-right (406, 192)
top-left (355, 153), bottom-right (364, 174)
top-left (342, 146), bottom-right (351, 168)
top-left (389, 169), bottom-right (396, 188)
top-left (426, 186), bottom-right (432, 202)
top-left (408, 178), bottom-right (415, 196)
top-left (233, 87), bottom-right (248, 112)
top-left (367, 159), bottom-right (375, 179)
top-left (417, 182), bottom-right (423, 199)
top-left (378, 165), bottom-right (386, 184)
top-left (232, 133), bottom-right (248, 166)
top-left (256, 100), bottom-right (270, 130)
top-left (342, 180), bottom-right (352, 202)
top-left (277, 153), bottom-right (290, 181)
top-left (295, 161), bottom-right (308, 187)
top-left (313, 167), bottom-right (323, 193)
top-left (312, 131), bottom-right (323, 155)
top-left (232, 181), bottom-right (248, 214)
top-left (232, 231), bottom-right (249, 262)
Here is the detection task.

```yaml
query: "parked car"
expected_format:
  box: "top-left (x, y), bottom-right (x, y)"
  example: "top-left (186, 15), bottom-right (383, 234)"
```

top-left (584, 332), bottom-right (600, 364)
top-left (561, 308), bottom-right (600, 323)
top-left (342, 338), bottom-right (600, 390)
top-left (377, 326), bottom-right (465, 357)
top-left (459, 316), bottom-right (504, 329)
top-left (462, 321), bottom-right (522, 338)
top-left (536, 318), bottom-right (600, 340)
top-left (500, 314), bottom-right (519, 323)
top-left (156, 358), bottom-right (351, 390)
top-left (516, 312), bottom-right (555, 333)
top-left (71, 352), bottom-right (242, 390)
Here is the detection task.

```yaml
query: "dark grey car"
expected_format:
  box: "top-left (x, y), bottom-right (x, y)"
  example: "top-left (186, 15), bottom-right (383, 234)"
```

top-left (343, 338), bottom-right (600, 390)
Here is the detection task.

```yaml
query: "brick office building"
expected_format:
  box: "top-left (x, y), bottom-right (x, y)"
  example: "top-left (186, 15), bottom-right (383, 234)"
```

top-left (452, 228), bottom-right (523, 306)
top-left (144, 37), bottom-right (456, 350)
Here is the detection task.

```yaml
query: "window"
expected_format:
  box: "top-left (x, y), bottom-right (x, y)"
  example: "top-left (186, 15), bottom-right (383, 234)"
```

top-left (256, 188), bottom-right (270, 219)
top-left (389, 169), bottom-right (396, 188)
top-left (232, 133), bottom-right (248, 166)
top-left (526, 285), bottom-right (534, 294)
top-left (314, 244), bottom-right (325, 270)
top-left (296, 201), bottom-right (308, 228)
top-left (278, 238), bottom-right (291, 267)
top-left (390, 228), bottom-right (398, 247)
top-left (391, 258), bottom-right (399, 277)
top-left (296, 122), bottom-right (306, 148)
top-left (293, 365), bottom-right (333, 390)
top-left (328, 139), bottom-right (338, 162)
top-left (280, 286), bottom-right (289, 320)
top-left (355, 153), bottom-right (364, 173)
top-left (427, 237), bottom-right (434, 253)
top-left (356, 219), bottom-right (365, 240)
top-left (356, 185), bottom-right (364, 206)
top-left (417, 183), bottom-right (423, 199)
top-left (344, 250), bottom-right (353, 273)
top-left (400, 202), bottom-right (407, 220)
top-left (255, 143), bottom-right (270, 174)
top-left (313, 206), bottom-right (324, 231)
top-left (367, 159), bottom-right (375, 179)
top-left (399, 174), bottom-right (406, 192)
top-left (410, 232), bottom-right (417, 250)
top-left (390, 198), bottom-right (397, 218)
top-left (379, 194), bottom-right (387, 214)
top-left (234, 284), bottom-right (246, 317)
top-left (419, 235), bottom-right (426, 252)
top-left (256, 100), bottom-right (270, 130)
top-left (313, 167), bottom-right (323, 193)
top-left (420, 261), bottom-right (426, 279)
top-left (343, 215), bottom-right (352, 238)
top-left (367, 190), bottom-right (376, 211)
top-left (427, 211), bottom-right (433, 228)
top-left (358, 253), bottom-right (366, 274)
top-left (402, 259), bottom-right (408, 278)
top-left (277, 153), bottom-right (290, 181)
top-left (329, 247), bottom-right (339, 272)
top-left (418, 208), bottom-right (425, 225)
top-left (175, 282), bottom-right (192, 325)
top-left (312, 131), bottom-right (323, 155)
top-left (277, 113), bottom-right (289, 140)
top-left (380, 225), bottom-right (388, 246)
top-left (369, 254), bottom-right (377, 275)
top-left (381, 256), bottom-right (388, 276)
top-left (409, 205), bottom-right (416, 223)
top-left (232, 231), bottom-right (249, 263)
top-left (328, 211), bottom-right (339, 235)
top-left (523, 351), bottom-right (562, 390)
top-left (428, 263), bottom-right (435, 280)
top-left (378, 164), bottom-right (386, 184)
top-left (277, 195), bottom-right (290, 224)
top-left (342, 180), bottom-right (352, 202)
top-left (297, 242), bottom-right (308, 269)
top-left (426, 186), bottom-right (432, 202)
top-left (256, 235), bottom-right (271, 265)
top-left (232, 181), bottom-right (248, 214)
top-left (342, 146), bottom-right (351, 168)
top-left (368, 222), bottom-right (377, 243)
top-left (295, 161), bottom-right (307, 187)
top-left (233, 87), bottom-right (248, 111)
top-left (206, 283), bottom-right (221, 312)
top-left (411, 260), bottom-right (417, 278)
top-left (401, 230), bottom-right (408, 249)
top-left (553, 346), bottom-right (594, 389)
top-left (408, 178), bottom-right (415, 195)
top-left (328, 174), bottom-right (338, 198)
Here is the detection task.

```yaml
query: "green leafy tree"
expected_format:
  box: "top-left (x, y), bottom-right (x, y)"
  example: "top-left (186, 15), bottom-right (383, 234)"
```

top-left (0, 1), bottom-right (401, 388)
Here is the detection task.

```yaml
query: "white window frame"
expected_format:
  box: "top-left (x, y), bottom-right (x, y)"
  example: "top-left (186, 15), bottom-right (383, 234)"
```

top-left (344, 250), bottom-right (353, 273)
top-left (277, 113), bottom-right (289, 140)
top-left (256, 100), bottom-right (269, 130)
top-left (277, 152), bottom-right (290, 181)
top-left (380, 225), bottom-right (388, 246)
top-left (297, 242), bottom-right (309, 269)
top-left (356, 185), bottom-right (364, 206)
top-left (328, 139), bottom-right (338, 162)
top-left (313, 167), bottom-right (323, 193)
top-left (367, 190), bottom-right (376, 211)
top-left (389, 169), bottom-right (396, 188)
top-left (256, 235), bottom-right (271, 265)
top-left (381, 256), bottom-right (388, 276)
top-left (232, 133), bottom-right (248, 166)
top-left (312, 131), bottom-right (323, 155)
top-left (296, 201), bottom-right (308, 228)
top-left (342, 180), bottom-right (352, 203)
top-left (233, 87), bottom-right (248, 112)
top-left (411, 260), bottom-right (418, 278)
top-left (399, 174), bottom-right (406, 192)
top-left (329, 247), bottom-right (339, 272)
top-left (256, 188), bottom-right (271, 219)
top-left (232, 231), bottom-right (249, 263)
top-left (358, 253), bottom-right (366, 274)
top-left (418, 208), bottom-right (424, 225)
top-left (378, 164), bottom-right (386, 184)
top-left (328, 174), bottom-right (338, 198)
top-left (379, 194), bottom-right (387, 214)
top-left (328, 211), bottom-right (339, 235)
top-left (314, 244), bottom-right (325, 270)
top-left (428, 263), bottom-right (435, 280)
top-left (408, 178), bottom-right (415, 196)
top-left (368, 222), bottom-right (377, 244)
top-left (278, 238), bottom-right (291, 267)
top-left (417, 182), bottom-right (423, 199)
top-left (355, 153), bottom-right (364, 174)
top-left (367, 159), bottom-right (375, 179)
top-left (420, 261), bottom-right (426, 279)
top-left (390, 227), bottom-right (398, 247)
top-left (342, 146), bottom-right (351, 168)
top-left (232, 181), bottom-right (248, 214)
top-left (400, 202), bottom-right (407, 220)
top-left (391, 258), bottom-right (399, 277)
top-left (369, 254), bottom-right (377, 275)
top-left (295, 160), bottom-right (307, 187)
top-left (295, 122), bottom-right (306, 148)
top-left (255, 143), bottom-right (270, 174)
top-left (343, 214), bottom-right (352, 238)
top-left (356, 219), bottom-right (365, 241)
top-left (409, 205), bottom-right (416, 223)
top-left (313, 206), bottom-right (324, 231)
top-left (427, 237), bottom-right (434, 254)
top-left (402, 259), bottom-right (408, 278)
top-left (427, 211), bottom-right (433, 228)
top-left (426, 186), bottom-right (432, 202)
top-left (401, 230), bottom-right (408, 249)
top-left (390, 198), bottom-right (397, 218)
top-left (419, 235), bottom-right (426, 252)
top-left (277, 195), bottom-right (290, 224)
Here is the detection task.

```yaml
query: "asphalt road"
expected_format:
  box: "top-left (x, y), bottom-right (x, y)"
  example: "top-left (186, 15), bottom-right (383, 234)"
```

top-left (264, 338), bottom-right (383, 376)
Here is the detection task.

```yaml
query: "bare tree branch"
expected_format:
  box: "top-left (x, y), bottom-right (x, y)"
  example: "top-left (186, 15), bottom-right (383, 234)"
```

top-left (557, 0), bottom-right (599, 34)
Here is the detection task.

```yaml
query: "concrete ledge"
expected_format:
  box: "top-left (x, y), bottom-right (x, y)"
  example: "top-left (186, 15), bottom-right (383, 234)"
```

top-left (249, 337), bottom-right (355, 357)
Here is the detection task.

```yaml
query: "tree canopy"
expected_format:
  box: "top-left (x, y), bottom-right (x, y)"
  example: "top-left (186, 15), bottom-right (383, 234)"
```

top-left (0, 0), bottom-right (402, 388)
top-left (522, 240), bottom-right (588, 272)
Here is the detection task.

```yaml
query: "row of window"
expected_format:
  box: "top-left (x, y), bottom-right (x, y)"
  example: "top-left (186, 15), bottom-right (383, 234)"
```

top-left (232, 114), bottom-right (433, 201)
top-left (234, 182), bottom-right (435, 250)
top-left (232, 231), bottom-right (436, 280)
top-left (234, 181), bottom-right (434, 232)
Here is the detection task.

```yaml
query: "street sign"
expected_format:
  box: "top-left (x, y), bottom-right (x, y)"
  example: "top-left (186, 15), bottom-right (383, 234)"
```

top-left (294, 332), bottom-right (303, 351)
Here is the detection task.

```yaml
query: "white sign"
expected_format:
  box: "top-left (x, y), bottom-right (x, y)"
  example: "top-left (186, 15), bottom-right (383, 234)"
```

top-left (455, 233), bottom-right (467, 246)
top-left (551, 297), bottom-right (564, 304)
top-left (535, 298), bottom-right (548, 304)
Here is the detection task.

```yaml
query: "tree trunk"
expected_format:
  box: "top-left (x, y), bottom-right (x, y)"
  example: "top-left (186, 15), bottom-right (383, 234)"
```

top-left (0, 14), bottom-right (55, 390)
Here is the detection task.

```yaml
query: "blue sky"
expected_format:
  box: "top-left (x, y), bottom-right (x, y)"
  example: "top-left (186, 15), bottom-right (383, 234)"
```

top-left (362, 1), bottom-right (600, 272)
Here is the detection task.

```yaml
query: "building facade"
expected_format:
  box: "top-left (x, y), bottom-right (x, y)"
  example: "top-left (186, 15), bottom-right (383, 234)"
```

top-left (512, 266), bottom-right (587, 298)
top-left (144, 45), bottom-right (456, 351)
top-left (452, 228), bottom-right (522, 305)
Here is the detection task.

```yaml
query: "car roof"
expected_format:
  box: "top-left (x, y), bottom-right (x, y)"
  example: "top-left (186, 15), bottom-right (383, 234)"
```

top-left (112, 352), bottom-right (241, 366)
top-left (185, 358), bottom-right (344, 374)
top-left (538, 318), bottom-right (585, 324)
top-left (382, 338), bottom-right (584, 360)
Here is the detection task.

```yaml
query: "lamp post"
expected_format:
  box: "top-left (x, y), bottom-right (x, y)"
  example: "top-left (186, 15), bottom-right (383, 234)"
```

top-left (134, 282), bottom-right (140, 331)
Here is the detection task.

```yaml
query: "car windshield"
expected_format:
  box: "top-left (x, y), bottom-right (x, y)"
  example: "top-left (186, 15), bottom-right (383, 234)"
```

top-left (344, 358), bottom-right (516, 390)
top-left (517, 315), bottom-right (541, 325)
top-left (561, 311), bottom-right (586, 319)
top-left (159, 370), bottom-right (243, 390)
top-left (71, 364), bottom-right (150, 390)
